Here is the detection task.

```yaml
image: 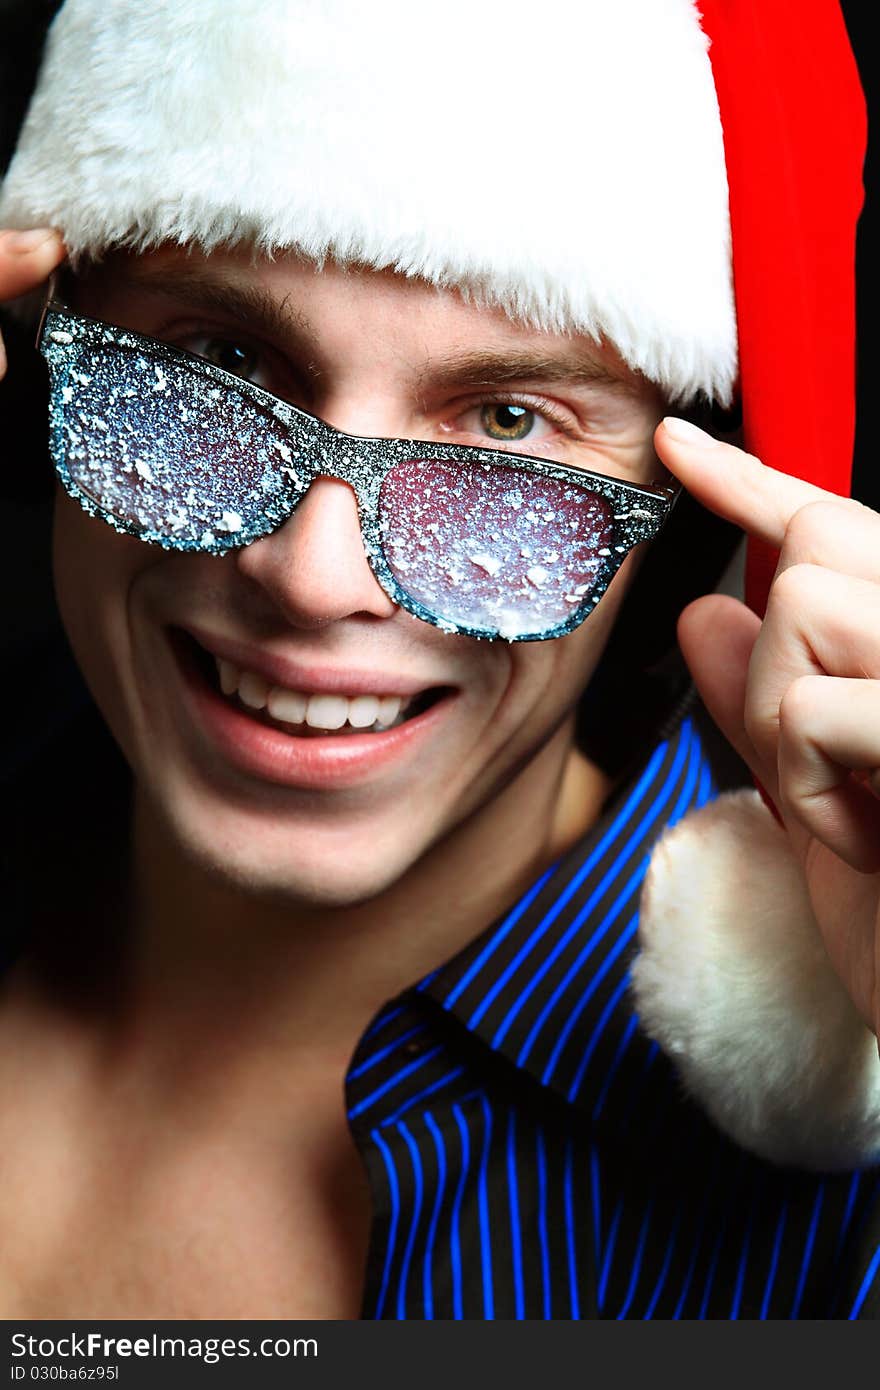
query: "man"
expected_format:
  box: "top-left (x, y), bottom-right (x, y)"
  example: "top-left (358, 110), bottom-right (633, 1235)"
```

top-left (0, 0), bottom-right (876, 1319)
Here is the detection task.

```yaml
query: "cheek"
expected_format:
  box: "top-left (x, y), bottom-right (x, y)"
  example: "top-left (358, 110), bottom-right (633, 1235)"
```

top-left (51, 490), bottom-right (146, 723)
top-left (489, 553), bottom-right (640, 752)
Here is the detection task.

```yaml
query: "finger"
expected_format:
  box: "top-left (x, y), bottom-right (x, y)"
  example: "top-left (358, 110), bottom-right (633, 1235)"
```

top-left (655, 416), bottom-right (856, 548)
top-left (745, 566), bottom-right (880, 777)
top-left (803, 839), bottom-right (879, 1034)
top-left (676, 592), bottom-right (774, 794)
top-left (0, 227), bottom-right (67, 379)
top-left (777, 675), bottom-right (880, 873)
top-left (0, 228), bottom-right (65, 300)
top-left (772, 496), bottom-right (880, 587)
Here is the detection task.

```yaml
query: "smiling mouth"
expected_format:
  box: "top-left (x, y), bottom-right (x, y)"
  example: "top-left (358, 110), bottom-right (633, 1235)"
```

top-left (172, 628), bottom-right (449, 738)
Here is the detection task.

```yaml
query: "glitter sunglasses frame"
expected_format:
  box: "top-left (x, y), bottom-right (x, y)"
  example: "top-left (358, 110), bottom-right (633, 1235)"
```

top-left (38, 299), bottom-right (681, 643)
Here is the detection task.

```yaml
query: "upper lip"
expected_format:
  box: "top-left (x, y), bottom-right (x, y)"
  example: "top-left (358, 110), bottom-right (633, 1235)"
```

top-left (178, 624), bottom-right (449, 697)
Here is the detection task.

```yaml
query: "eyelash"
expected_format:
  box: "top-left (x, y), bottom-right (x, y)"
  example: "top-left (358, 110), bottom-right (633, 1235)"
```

top-left (457, 393), bottom-right (579, 442)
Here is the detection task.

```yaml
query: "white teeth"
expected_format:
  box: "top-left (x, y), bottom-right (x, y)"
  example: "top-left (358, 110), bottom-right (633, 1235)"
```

top-left (375, 695), bottom-right (402, 728)
top-left (348, 695), bottom-right (380, 729)
top-left (305, 694), bottom-right (348, 730)
top-left (212, 655), bottom-right (420, 731)
top-left (238, 671), bottom-right (269, 709)
top-left (267, 687), bottom-right (308, 724)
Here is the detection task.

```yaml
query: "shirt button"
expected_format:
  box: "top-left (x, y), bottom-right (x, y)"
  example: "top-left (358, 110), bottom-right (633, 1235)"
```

top-left (403, 1037), bottom-right (428, 1056)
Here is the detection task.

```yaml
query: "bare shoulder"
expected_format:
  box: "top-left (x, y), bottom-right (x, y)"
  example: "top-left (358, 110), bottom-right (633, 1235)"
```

top-left (0, 974), bottom-right (371, 1318)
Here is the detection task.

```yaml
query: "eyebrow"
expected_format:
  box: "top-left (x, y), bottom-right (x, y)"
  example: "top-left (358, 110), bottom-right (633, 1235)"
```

top-left (90, 262), bottom-right (325, 375)
top-left (89, 263), bottom-right (646, 397)
top-left (413, 348), bottom-right (645, 398)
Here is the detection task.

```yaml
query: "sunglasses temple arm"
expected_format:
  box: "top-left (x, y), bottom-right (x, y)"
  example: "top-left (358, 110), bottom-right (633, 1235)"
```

top-left (660, 480), bottom-right (685, 525)
top-left (34, 270), bottom-right (64, 348)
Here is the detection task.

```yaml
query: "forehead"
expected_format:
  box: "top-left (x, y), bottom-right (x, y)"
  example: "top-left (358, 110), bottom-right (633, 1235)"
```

top-left (70, 245), bottom-right (664, 403)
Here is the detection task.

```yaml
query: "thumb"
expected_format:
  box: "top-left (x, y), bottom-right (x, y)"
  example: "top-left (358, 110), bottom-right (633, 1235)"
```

top-left (0, 228), bottom-right (65, 300)
top-left (0, 228), bottom-right (66, 380)
top-left (677, 593), bottom-right (777, 803)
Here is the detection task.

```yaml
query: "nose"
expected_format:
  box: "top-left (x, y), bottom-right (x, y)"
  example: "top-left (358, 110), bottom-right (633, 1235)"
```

top-left (235, 475), bottom-right (398, 629)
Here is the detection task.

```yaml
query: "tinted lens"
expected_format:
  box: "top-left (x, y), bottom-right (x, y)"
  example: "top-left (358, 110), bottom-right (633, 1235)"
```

top-left (49, 345), bottom-right (306, 547)
top-left (379, 459), bottom-right (615, 637)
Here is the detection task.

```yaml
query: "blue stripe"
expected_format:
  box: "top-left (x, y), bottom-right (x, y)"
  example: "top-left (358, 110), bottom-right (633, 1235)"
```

top-left (382, 1066), bottom-right (467, 1126)
top-left (696, 1154), bottom-right (745, 1320)
top-left (487, 729), bottom-right (687, 1045)
top-left (644, 1208), bottom-right (684, 1319)
top-left (441, 864), bottom-right (558, 1008)
top-left (348, 1024), bottom-right (428, 1079)
top-left (565, 956), bottom-right (635, 1100)
top-left (478, 1096), bottom-right (495, 1319)
top-left (590, 1144), bottom-right (603, 1270)
top-left (467, 739), bottom-right (672, 1034)
top-left (540, 919), bottom-right (636, 1092)
top-left (536, 1128), bottom-right (552, 1319)
top-left (730, 1195), bottom-right (758, 1319)
top-left (396, 1120), bottom-right (424, 1319)
top-left (760, 1201), bottom-right (788, 1320)
top-left (506, 1110), bottom-right (525, 1318)
top-left (371, 1128), bottom-right (401, 1319)
top-left (836, 1170), bottom-right (861, 1258)
top-left (695, 1152), bottom-right (745, 1320)
top-left (592, 1013), bottom-right (640, 1122)
top-left (672, 1143), bottom-right (726, 1319)
top-left (362, 1002), bottom-right (407, 1043)
top-left (697, 1220), bottom-right (726, 1319)
top-left (848, 1242), bottom-right (880, 1319)
top-left (696, 759), bottom-right (714, 807)
top-left (790, 1184), bottom-right (824, 1319)
top-left (598, 1198), bottom-right (623, 1312)
top-left (450, 1104), bottom-right (471, 1320)
top-left (616, 1198), bottom-right (654, 1319)
top-left (415, 964), bottom-right (441, 990)
top-left (826, 1172), bottom-right (880, 1318)
top-left (667, 728), bottom-right (703, 827)
top-left (564, 1139), bottom-right (580, 1319)
top-left (672, 1219), bottom-right (706, 1320)
top-left (422, 1112), bottom-right (447, 1321)
top-left (523, 871), bottom-right (643, 1073)
top-left (347, 1044), bottom-right (444, 1119)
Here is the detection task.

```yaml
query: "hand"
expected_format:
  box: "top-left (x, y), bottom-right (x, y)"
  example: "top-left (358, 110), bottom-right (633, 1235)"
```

top-left (656, 416), bottom-right (880, 1042)
top-left (0, 227), bottom-right (67, 378)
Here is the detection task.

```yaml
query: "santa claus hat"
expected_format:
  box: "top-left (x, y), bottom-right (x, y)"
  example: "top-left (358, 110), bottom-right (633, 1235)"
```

top-left (1, 1), bottom-right (873, 1168)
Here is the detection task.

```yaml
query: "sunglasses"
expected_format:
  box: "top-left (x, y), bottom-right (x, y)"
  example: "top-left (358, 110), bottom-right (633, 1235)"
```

top-left (38, 300), bottom-right (680, 643)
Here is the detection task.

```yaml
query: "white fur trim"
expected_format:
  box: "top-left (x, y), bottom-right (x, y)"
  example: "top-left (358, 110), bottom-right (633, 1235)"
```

top-left (0, 0), bottom-right (737, 404)
top-left (632, 789), bottom-right (880, 1171)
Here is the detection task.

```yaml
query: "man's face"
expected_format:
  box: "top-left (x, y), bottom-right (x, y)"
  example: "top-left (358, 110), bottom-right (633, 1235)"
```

top-left (53, 247), bottom-right (668, 906)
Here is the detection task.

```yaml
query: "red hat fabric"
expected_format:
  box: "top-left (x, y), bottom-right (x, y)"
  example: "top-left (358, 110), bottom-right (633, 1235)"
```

top-left (698, 0), bottom-right (867, 615)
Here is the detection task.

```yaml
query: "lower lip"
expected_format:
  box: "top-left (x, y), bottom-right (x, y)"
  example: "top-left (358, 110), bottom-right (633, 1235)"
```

top-left (169, 630), bottom-right (455, 790)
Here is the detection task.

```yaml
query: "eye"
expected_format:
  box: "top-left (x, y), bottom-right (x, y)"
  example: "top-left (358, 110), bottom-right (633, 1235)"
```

top-left (479, 403), bottom-right (537, 441)
top-left (184, 334), bottom-right (267, 385)
top-left (451, 399), bottom-right (565, 450)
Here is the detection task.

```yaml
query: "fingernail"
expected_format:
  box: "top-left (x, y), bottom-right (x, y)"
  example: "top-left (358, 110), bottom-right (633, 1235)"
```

top-left (662, 416), bottom-right (720, 447)
top-left (0, 227), bottom-right (59, 254)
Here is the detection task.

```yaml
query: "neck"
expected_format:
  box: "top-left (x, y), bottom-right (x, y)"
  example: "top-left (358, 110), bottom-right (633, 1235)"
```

top-left (119, 723), bottom-right (612, 1070)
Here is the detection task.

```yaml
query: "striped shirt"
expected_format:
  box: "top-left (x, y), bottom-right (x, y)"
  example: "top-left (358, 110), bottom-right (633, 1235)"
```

top-left (4, 674), bottom-right (880, 1319)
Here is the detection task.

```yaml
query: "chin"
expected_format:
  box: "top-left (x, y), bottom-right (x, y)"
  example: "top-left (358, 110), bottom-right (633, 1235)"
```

top-left (150, 785), bottom-right (431, 912)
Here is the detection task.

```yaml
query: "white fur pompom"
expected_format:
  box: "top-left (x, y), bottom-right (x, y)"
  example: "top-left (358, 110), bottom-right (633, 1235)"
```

top-left (632, 788), bottom-right (880, 1171)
